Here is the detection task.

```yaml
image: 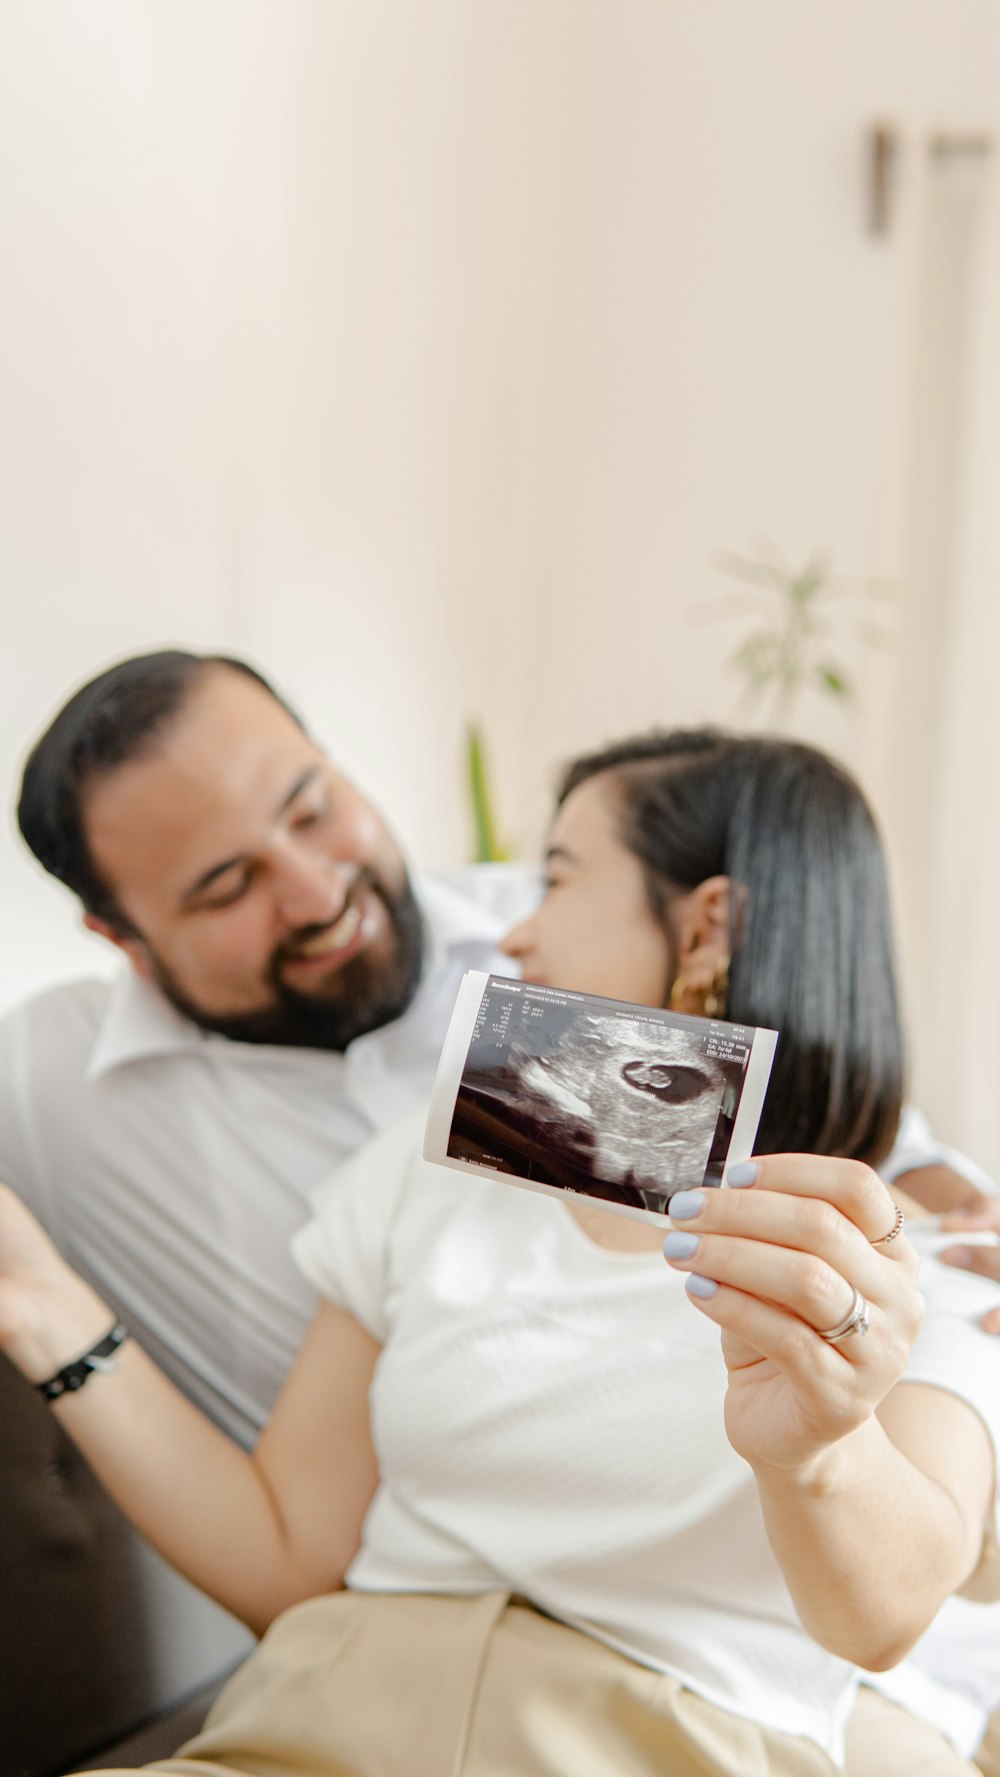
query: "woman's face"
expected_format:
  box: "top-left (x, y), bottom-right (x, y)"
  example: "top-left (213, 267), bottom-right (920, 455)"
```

top-left (500, 775), bottom-right (673, 1007)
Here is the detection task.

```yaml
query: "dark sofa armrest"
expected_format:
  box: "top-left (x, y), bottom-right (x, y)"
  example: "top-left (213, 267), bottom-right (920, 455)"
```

top-left (0, 1354), bottom-right (253, 1777)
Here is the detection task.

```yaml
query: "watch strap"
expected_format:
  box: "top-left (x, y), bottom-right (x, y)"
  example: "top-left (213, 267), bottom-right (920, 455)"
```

top-left (36, 1320), bottom-right (128, 1401)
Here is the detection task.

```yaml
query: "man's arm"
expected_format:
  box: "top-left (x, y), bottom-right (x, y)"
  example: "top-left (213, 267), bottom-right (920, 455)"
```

top-left (932, 1195), bottom-right (1000, 1333)
top-left (0, 987), bottom-right (102, 1237)
top-left (892, 1166), bottom-right (1000, 1328)
top-left (0, 1005), bottom-right (45, 1207)
top-left (0, 1184), bottom-right (379, 1634)
top-left (879, 1107), bottom-right (1000, 1333)
top-left (895, 1165), bottom-right (991, 1215)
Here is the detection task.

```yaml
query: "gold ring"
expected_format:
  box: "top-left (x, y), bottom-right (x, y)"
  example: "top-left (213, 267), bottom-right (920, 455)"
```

top-left (871, 1204), bottom-right (905, 1248)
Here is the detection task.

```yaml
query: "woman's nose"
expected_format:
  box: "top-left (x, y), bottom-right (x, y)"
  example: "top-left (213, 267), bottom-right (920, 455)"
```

top-left (499, 918), bottom-right (531, 959)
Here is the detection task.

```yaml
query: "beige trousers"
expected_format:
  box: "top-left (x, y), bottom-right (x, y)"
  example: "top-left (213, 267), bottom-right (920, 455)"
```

top-left (843, 1688), bottom-right (984, 1777)
top-left (78, 1590), bottom-right (840, 1777)
top-left (976, 1707), bottom-right (1000, 1777)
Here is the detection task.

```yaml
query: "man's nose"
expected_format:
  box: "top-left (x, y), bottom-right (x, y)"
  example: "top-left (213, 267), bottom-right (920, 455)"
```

top-left (274, 846), bottom-right (354, 929)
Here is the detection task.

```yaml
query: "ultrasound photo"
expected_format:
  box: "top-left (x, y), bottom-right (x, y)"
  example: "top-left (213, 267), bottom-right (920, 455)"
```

top-left (424, 973), bottom-right (778, 1222)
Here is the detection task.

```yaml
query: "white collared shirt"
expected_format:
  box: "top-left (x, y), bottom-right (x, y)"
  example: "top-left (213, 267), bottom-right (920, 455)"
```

top-left (0, 866), bottom-right (535, 1446)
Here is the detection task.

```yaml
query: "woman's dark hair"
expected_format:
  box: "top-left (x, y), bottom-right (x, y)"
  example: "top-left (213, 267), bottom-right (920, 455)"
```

top-left (558, 729), bottom-right (904, 1168)
top-left (17, 650), bottom-right (303, 933)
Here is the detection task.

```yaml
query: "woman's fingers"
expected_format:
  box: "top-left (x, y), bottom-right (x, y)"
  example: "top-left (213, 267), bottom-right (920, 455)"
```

top-left (666, 1173), bottom-right (919, 1302)
top-left (683, 1280), bottom-right (842, 1385)
top-left (665, 1229), bottom-right (864, 1336)
top-left (679, 1280), bottom-right (918, 1452)
top-left (665, 1155), bottom-right (923, 1361)
top-left (666, 1157), bottom-right (928, 1474)
top-left (722, 1155), bottom-right (905, 1248)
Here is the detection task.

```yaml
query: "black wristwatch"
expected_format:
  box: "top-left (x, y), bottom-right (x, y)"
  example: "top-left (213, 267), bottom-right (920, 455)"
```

top-left (36, 1321), bottom-right (128, 1402)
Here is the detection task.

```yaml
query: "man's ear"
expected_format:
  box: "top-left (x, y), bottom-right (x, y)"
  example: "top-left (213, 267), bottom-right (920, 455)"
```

top-left (82, 913), bottom-right (154, 980)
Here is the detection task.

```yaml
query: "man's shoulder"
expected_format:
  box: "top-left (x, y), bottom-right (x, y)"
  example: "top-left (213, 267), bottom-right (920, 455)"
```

top-left (418, 862), bottom-right (537, 938)
top-left (0, 975), bottom-right (114, 1048)
top-left (0, 979), bottom-right (116, 1146)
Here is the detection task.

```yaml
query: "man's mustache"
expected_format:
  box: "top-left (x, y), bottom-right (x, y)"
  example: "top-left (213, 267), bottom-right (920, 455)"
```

top-left (271, 869), bottom-right (383, 973)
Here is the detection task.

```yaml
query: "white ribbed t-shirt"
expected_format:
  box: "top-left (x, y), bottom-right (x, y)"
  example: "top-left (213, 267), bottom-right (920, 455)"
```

top-left (292, 1112), bottom-right (1000, 1761)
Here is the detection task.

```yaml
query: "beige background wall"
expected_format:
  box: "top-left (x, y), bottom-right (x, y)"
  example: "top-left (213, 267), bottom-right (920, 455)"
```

top-left (2, 1), bottom-right (998, 1168)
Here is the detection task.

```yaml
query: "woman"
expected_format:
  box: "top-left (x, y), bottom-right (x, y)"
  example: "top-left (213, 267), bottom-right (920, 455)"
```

top-left (0, 729), bottom-right (996, 1777)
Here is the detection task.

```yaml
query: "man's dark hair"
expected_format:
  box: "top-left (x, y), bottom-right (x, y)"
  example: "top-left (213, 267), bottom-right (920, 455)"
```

top-left (558, 729), bottom-right (904, 1168)
top-left (17, 650), bottom-right (302, 933)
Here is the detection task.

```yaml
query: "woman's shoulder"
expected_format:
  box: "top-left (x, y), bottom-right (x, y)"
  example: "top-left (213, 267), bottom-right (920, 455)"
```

top-left (291, 1109), bottom-right (468, 1337)
top-left (298, 1107), bottom-right (460, 1264)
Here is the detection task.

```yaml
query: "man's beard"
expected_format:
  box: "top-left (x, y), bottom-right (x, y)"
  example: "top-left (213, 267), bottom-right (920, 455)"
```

top-left (148, 870), bottom-right (426, 1052)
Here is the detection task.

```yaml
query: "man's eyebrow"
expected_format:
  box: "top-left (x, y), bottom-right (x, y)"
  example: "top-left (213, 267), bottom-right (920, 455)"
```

top-left (179, 765), bottom-right (323, 904)
top-left (543, 843), bottom-right (577, 867)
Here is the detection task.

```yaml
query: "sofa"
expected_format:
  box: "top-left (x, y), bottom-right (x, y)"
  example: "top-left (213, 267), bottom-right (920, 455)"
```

top-left (1, 1354), bottom-right (254, 1777)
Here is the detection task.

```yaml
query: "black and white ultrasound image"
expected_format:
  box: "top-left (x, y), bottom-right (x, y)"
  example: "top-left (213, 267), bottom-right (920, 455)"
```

top-left (447, 978), bottom-right (752, 1211)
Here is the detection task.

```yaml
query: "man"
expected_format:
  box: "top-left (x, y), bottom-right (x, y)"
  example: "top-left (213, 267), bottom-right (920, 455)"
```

top-left (0, 649), bottom-right (533, 1446)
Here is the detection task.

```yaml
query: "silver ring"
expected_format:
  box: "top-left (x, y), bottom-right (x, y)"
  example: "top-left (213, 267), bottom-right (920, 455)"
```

top-left (819, 1287), bottom-right (870, 1343)
top-left (872, 1205), bottom-right (905, 1248)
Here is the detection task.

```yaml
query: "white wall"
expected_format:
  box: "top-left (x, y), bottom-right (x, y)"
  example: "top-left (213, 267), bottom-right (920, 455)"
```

top-left (2, 2), bottom-right (998, 1164)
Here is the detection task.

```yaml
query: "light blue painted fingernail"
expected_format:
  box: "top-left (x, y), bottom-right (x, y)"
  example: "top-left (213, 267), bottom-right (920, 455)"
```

top-left (686, 1274), bottom-right (718, 1299)
top-left (663, 1231), bottom-right (700, 1260)
top-left (727, 1161), bottom-right (758, 1188)
top-left (669, 1190), bottom-right (705, 1221)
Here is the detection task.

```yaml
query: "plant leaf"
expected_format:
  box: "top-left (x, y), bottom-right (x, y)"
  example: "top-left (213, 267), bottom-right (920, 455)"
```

top-left (466, 724), bottom-right (508, 862)
top-left (815, 663), bottom-right (852, 698)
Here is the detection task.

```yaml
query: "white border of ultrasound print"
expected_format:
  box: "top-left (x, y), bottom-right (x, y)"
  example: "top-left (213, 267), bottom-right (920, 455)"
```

top-left (423, 970), bottom-right (779, 1230)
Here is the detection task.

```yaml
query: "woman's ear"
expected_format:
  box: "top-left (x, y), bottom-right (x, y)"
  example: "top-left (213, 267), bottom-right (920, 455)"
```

top-left (669, 876), bottom-right (735, 1016)
top-left (675, 875), bottom-right (731, 968)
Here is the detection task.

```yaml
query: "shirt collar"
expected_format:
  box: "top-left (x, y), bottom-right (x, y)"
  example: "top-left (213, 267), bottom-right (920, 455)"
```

top-left (86, 967), bottom-right (210, 1080)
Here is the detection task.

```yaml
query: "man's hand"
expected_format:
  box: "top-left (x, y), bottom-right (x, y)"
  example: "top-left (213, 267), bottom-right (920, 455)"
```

top-left (0, 1183), bottom-right (112, 1381)
top-left (893, 1164), bottom-right (988, 1216)
top-left (939, 1192), bottom-right (1000, 1333)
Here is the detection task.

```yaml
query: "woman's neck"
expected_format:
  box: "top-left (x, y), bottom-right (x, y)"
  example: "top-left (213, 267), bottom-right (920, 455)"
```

top-left (565, 1199), bottom-right (665, 1253)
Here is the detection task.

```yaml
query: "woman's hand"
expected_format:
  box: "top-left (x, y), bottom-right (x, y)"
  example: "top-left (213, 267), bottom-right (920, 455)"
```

top-left (665, 1155), bottom-right (995, 1667)
top-left (663, 1155), bottom-right (924, 1477)
top-left (0, 1182), bottom-right (113, 1383)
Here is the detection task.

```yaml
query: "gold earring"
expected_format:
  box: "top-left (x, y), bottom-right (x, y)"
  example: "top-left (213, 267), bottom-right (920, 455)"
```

top-left (669, 974), bottom-right (690, 1013)
top-left (702, 955), bottom-right (730, 1019)
top-left (670, 955), bottom-right (730, 1018)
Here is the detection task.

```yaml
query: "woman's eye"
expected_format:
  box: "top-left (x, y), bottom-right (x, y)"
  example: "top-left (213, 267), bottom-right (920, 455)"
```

top-left (620, 1061), bottom-right (712, 1104)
